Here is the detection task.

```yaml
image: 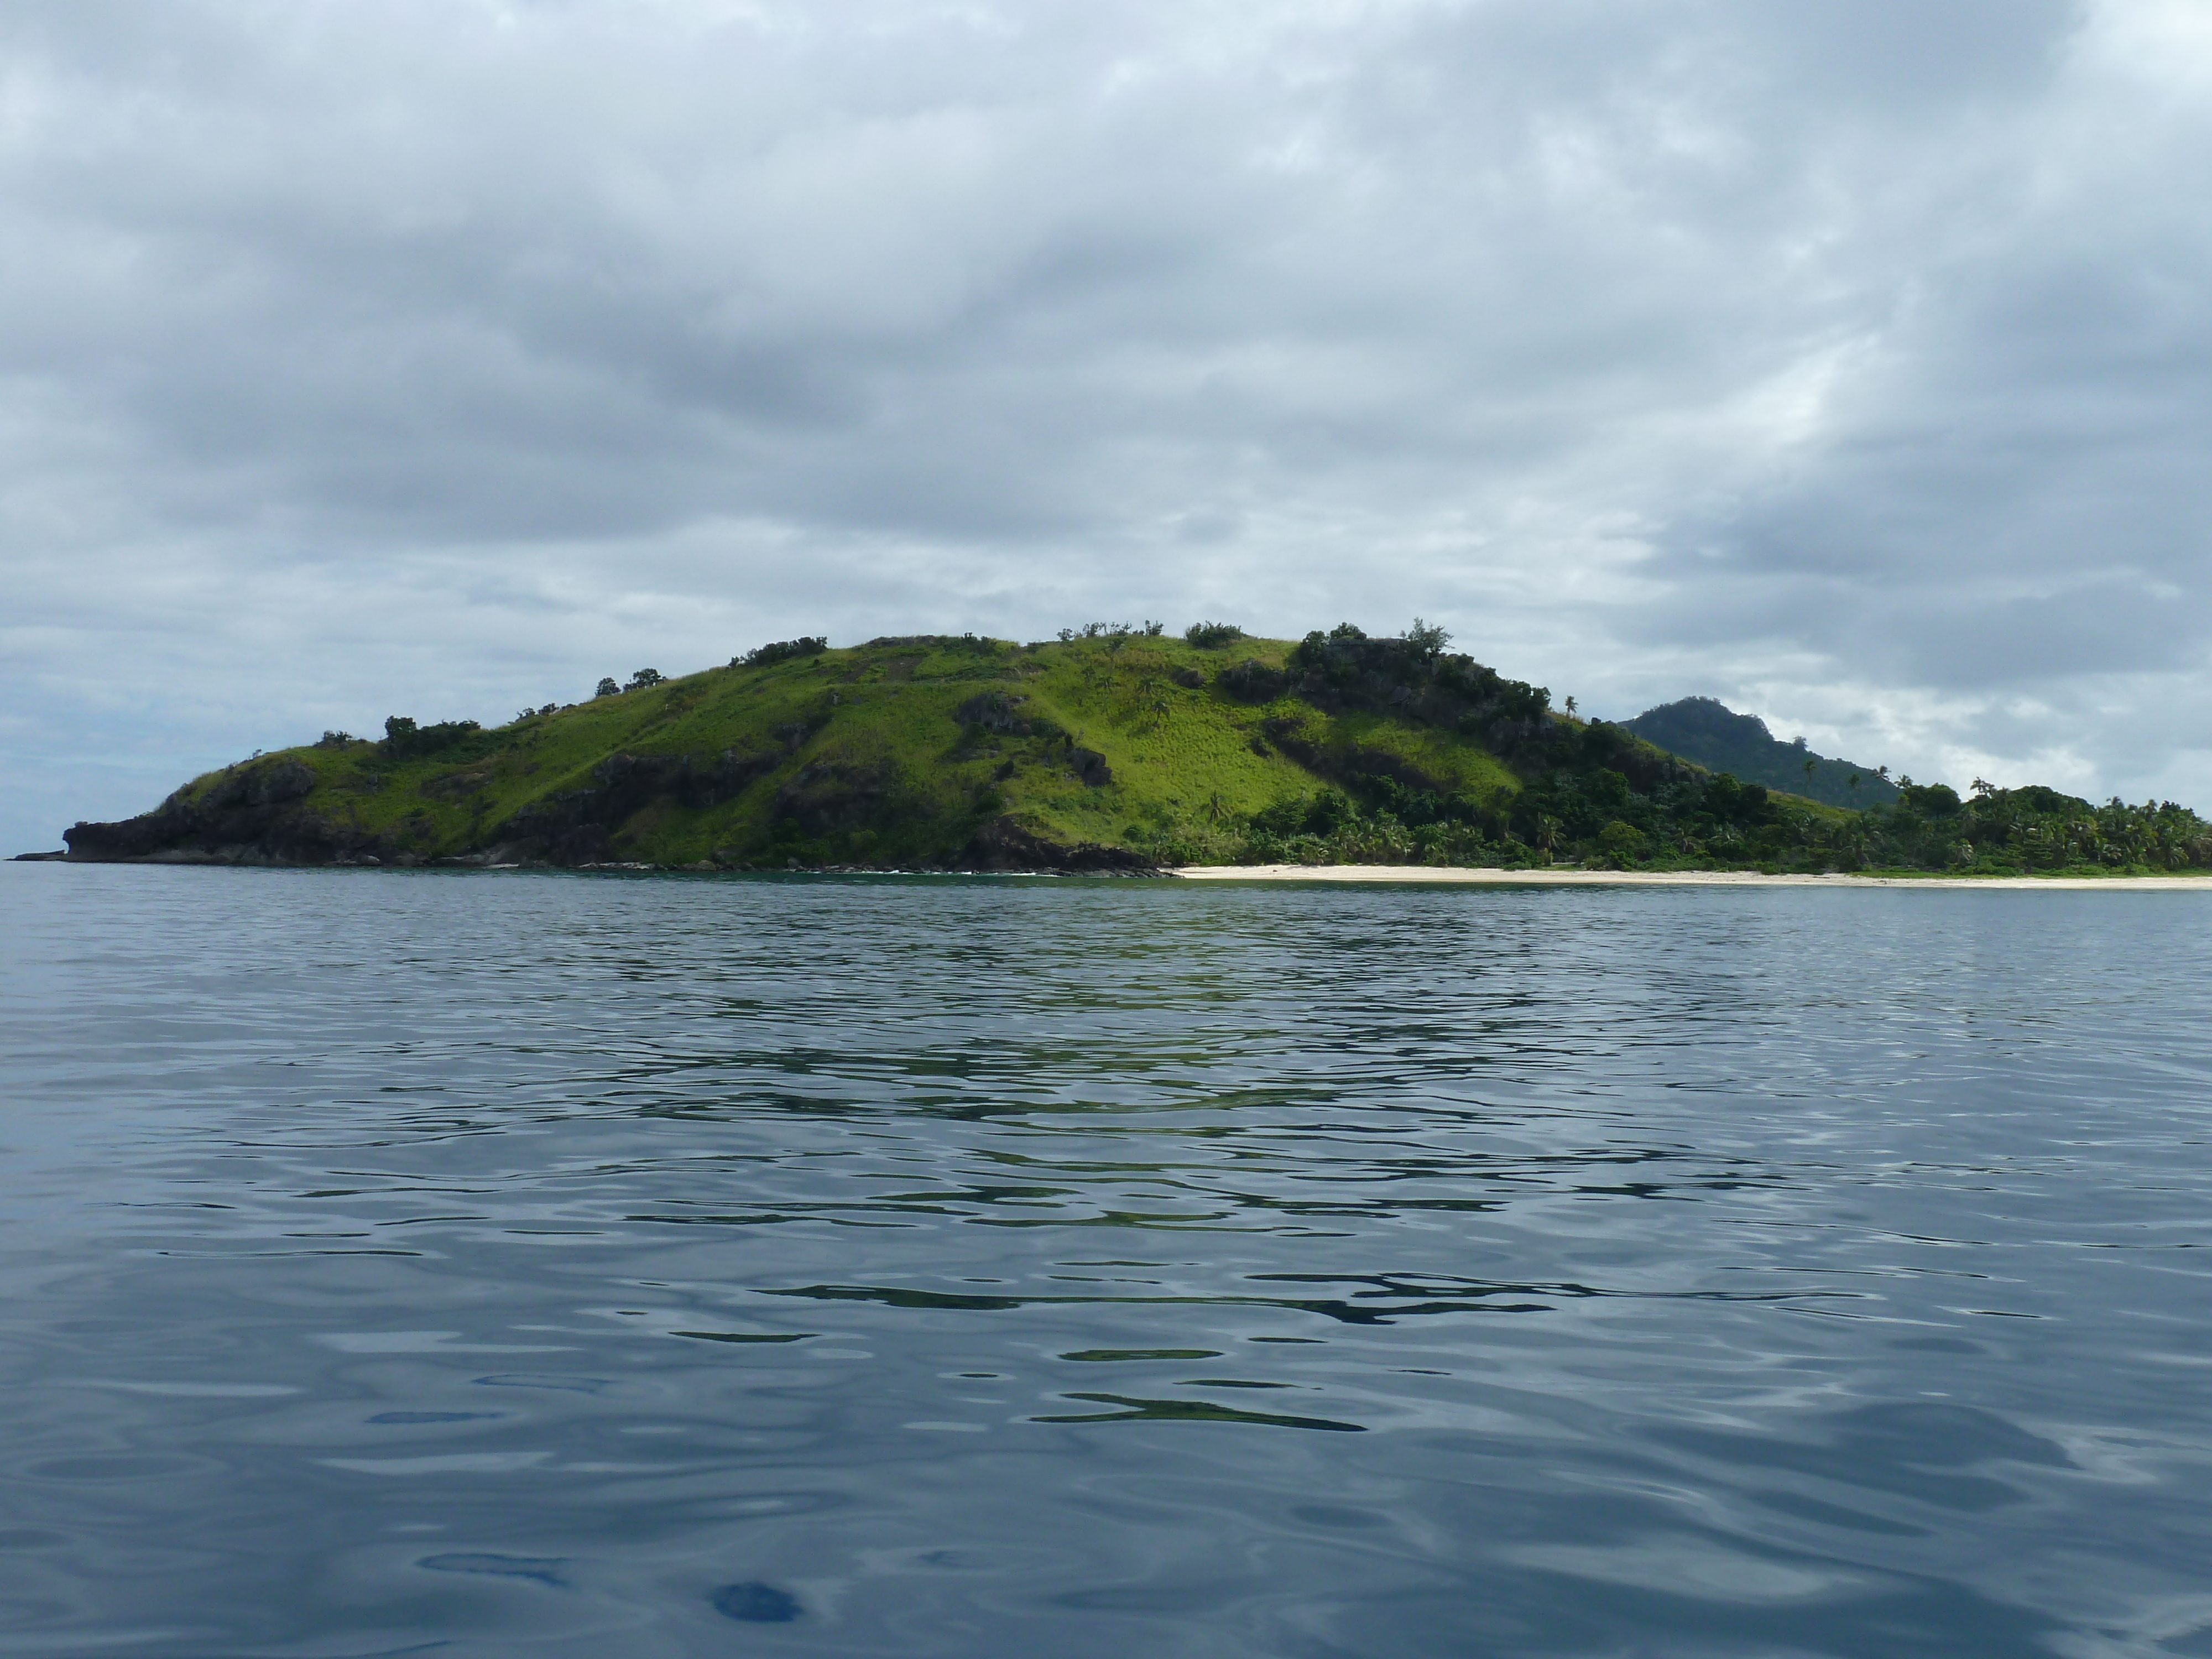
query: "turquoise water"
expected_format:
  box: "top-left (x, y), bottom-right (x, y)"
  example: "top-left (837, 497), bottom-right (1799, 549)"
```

top-left (3, 867), bottom-right (2210, 1656)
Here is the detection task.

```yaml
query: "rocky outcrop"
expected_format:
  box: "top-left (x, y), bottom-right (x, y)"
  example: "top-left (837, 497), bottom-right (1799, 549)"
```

top-left (62, 759), bottom-right (389, 865)
top-left (954, 815), bottom-right (1158, 874)
top-left (1218, 659), bottom-right (1288, 702)
top-left (492, 749), bottom-right (780, 865)
top-left (771, 763), bottom-right (898, 837)
top-left (955, 691), bottom-right (1032, 734)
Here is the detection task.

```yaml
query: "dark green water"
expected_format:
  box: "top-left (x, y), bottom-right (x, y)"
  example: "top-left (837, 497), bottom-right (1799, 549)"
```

top-left (3, 867), bottom-right (2210, 1657)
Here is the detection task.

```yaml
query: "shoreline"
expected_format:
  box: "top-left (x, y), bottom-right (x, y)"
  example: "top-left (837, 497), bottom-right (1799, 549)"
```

top-left (1171, 864), bottom-right (2212, 890)
top-left (14, 856), bottom-right (2211, 889)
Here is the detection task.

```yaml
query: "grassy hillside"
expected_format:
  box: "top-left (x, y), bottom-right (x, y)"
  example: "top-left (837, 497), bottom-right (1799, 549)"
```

top-left (63, 629), bottom-right (1523, 870)
top-left (55, 624), bottom-right (2212, 876)
top-left (1623, 696), bottom-right (1901, 808)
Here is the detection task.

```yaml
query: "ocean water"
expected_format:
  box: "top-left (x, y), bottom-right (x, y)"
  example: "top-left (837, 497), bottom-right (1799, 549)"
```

top-left (3, 867), bottom-right (2211, 1658)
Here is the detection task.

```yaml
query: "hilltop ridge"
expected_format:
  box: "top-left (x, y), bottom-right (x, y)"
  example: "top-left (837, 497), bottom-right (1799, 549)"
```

top-left (43, 624), bottom-right (2212, 877)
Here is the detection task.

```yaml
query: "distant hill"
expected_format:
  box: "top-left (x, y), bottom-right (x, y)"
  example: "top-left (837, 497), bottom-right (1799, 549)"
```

top-left (1623, 697), bottom-right (1900, 809)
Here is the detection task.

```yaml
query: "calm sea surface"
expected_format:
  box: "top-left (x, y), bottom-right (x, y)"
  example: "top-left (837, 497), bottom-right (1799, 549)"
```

top-left (3, 867), bottom-right (2211, 1657)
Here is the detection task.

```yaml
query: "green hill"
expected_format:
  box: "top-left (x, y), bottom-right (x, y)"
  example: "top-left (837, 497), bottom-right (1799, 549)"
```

top-left (1623, 697), bottom-right (1900, 808)
top-left (49, 624), bottom-right (2212, 876)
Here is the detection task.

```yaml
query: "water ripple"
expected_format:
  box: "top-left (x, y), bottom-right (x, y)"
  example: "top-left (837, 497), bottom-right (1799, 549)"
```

top-left (4, 867), bottom-right (2211, 1655)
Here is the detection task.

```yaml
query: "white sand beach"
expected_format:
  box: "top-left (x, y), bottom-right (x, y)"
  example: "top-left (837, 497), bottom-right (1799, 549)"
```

top-left (1171, 864), bottom-right (2212, 890)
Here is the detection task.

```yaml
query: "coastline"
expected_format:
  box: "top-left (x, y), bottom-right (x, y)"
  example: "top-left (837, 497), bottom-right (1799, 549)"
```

top-left (1171, 864), bottom-right (2212, 890)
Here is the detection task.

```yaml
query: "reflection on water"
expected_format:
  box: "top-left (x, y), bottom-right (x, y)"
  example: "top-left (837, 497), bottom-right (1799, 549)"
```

top-left (3, 867), bottom-right (2211, 1656)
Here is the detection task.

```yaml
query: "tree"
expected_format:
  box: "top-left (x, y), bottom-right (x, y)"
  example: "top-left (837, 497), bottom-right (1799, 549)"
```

top-left (626, 668), bottom-right (665, 691)
top-left (596, 677), bottom-right (620, 698)
top-left (380, 714), bottom-right (479, 759)
top-left (1599, 820), bottom-right (1646, 861)
top-left (739, 638), bottom-right (826, 667)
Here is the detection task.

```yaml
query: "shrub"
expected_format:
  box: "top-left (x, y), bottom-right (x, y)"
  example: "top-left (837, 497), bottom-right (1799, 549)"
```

top-left (1184, 621), bottom-right (1244, 648)
top-left (316, 731), bottom-right (358, 749)
top-left (381, 715), bottom-right (481, 759)
top-left (1406, 618), bottom-right (1451, 661)
top-left (739, 637), bottom-right (827, 668)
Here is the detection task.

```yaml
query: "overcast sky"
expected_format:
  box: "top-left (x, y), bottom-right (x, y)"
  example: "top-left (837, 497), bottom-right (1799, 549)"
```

top-left (4, 0), bottom-right (2209, 849)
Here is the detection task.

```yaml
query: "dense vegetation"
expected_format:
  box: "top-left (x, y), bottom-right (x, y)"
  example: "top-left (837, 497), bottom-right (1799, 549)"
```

top-left (1623, 696), bottom-right (1901, 809)
top-left (58, 625), bottom-right (2212, 875)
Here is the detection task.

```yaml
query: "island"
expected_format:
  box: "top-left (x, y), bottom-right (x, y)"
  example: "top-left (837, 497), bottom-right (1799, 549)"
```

top-left (35, 624), bottom-right (2212, 878)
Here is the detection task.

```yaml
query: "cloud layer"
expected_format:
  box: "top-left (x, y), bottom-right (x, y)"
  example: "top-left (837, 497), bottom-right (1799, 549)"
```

top-left (4, 0), bottom-right (2209, 846)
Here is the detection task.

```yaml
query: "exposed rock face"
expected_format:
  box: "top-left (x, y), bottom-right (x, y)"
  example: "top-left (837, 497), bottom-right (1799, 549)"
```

top-left (63, 759), bottom-right (379, 864)
top-left (955, 691), bottom-right (1031, 734)
top-left (1068, 748), bottom-right (1113, 787)
top-left (1218, 659), bottom-right (1288, 701)
top-left (218, 759), bottom-right (316, 806)
top-left (494, 749), bottom-right (779, 865)
top-left (956, 815), bottom-right (1158, 874)
top-left (62, 745), bottom-right (816, 868)
top-left (771, 763), bottom-right (896, 837)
